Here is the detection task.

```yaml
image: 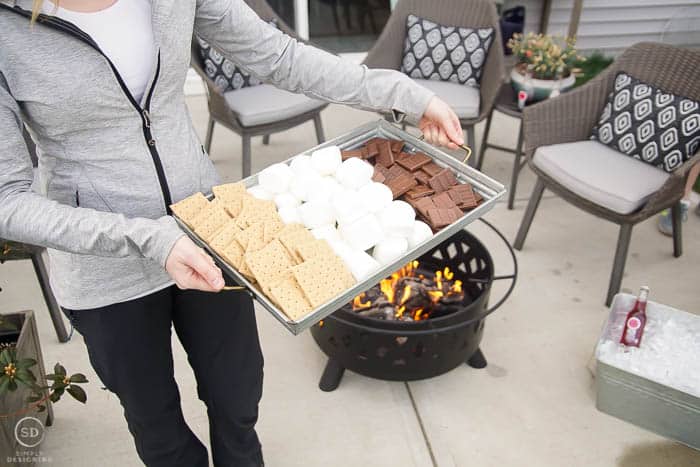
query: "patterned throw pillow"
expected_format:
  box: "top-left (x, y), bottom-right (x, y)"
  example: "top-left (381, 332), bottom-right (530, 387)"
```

top-left (592, 72), bottom-right (700, 173)
top-left (196, 20), bottom-right (278, 92)
top-left (400, 14), bottom-right (494, 87)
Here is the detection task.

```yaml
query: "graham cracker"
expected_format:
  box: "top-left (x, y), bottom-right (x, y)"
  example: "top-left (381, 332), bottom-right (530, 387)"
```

top-left (269, 276), bottom-right (313, 321)
top-left (208, 219), bottom-right (241, 254)
top-left (219, 238), bottom-right (245, 271)
top-left (295, 239), bottom-right (335, 262)
top-left (292, 254), bottom-right (355, 308)
top-left (244, 239), bottom-right (295, 294)
top-left (263, 215), bottom-right (285, 243)
top-left (235, 197), bottom-right (277, 229)
top-left (234, 222), bottom-right (263, 251)
top-left (170, 192), bottom-right (209, 227)
top-left (192, 200), bottom-right (231, 242)
top-left (278, 226), bottom-right (315, 264)
top-left (212, 182), bottom-right (246, 202)
top-left (245, 223), bottom-right (267, 252)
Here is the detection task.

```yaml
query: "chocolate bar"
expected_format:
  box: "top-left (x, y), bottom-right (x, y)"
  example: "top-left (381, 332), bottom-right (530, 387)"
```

top-left (372, 165), bottom-right (388, 183)
top-left (341, 148), bottom-right (366, 161)
top-left (405, 185), bottom-right (435, 200)
top-left (376, 141), bottom-right (395, 167)
top-left (386, 172), bottom-right (417, 199)
top-left (414, 170), bottom-right (431, 185)
top-left (428, 168), bottom-right (458, 193)
top-left (421, 161), bottom-right (443, 176)
top-left (427, 206), bottom-right (463, 229)
top-left (447, 184), bottom-right (478, 209)
top-left (396, 152), bottom-right (431, 172)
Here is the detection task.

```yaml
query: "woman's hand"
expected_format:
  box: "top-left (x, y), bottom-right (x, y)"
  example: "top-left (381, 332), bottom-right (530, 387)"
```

top-left (166, 236), bottom-right (225, 292)
top-left (418, 96), bottom-right (464, 150)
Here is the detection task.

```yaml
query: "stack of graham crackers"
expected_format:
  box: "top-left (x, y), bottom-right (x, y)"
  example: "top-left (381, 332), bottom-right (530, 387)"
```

top-left (170, 182), bottom-right (356, 321)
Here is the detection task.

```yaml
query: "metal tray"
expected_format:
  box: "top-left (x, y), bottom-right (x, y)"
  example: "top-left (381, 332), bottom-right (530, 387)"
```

top-left (175, 119), bottom-right (506, 335)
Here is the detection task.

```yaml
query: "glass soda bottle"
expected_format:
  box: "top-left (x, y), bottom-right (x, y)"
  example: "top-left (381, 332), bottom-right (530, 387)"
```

top-left (619, 286), bottom-right (649, 348)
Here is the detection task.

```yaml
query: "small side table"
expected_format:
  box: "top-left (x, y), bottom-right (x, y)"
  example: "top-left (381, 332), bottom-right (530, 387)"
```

top-left (477, 84), bottom-right (527, 210)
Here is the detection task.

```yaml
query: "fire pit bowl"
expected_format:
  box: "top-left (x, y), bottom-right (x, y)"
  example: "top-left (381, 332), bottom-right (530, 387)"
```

top-left (311, 222), bottom-right (516, 391)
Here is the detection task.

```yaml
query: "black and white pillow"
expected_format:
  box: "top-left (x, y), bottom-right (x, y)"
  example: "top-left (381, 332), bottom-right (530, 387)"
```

top-left (196, 20), bottom-right (278, 92)
top-left (400, 14), bottom-right (494, 87)
top-left (592, 72), bottom-right (700, 173)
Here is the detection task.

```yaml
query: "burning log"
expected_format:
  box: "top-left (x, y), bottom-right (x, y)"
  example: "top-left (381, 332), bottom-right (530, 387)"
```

top-left (351, 260), bottom-right (465, 321)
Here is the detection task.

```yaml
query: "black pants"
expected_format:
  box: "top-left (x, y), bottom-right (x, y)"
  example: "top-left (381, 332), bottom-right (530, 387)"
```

top-left (64, 286), bottom-right (264, 467)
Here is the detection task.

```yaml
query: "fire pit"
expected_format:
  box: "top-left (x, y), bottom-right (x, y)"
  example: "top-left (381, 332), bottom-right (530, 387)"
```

top-left (311, 220), bottom-right (516, 391)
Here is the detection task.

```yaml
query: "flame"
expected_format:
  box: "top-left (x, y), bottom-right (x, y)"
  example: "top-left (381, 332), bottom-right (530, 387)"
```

top-left (353, 292), bottom-right (372, 309)
top-left (351, 260), bottom-right (465, 321)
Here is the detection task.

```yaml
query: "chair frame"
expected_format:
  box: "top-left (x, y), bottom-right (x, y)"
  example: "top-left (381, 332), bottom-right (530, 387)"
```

top-left (191, 0), bottom-right (328, 177)
top-left (363, 0), bottom-right (506, 159)
top-left (513, 42), bottom-right (700, 305)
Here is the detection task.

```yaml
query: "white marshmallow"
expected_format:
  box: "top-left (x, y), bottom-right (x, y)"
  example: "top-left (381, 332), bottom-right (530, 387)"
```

top-left (288, 172), bottom-right (321, 202)
top-left (311, 146), bottom-right (342, 175)
top-left (341, 249), bottom-right (381, 281)
top-left (289, 155), bottom-right (313, 175)
top-left (298, 201), bottom-right (335, 230)
top-left (332, 190), bottom-right (368, 225)
top-left (307, 177), bottom-right (343, 204)
top-left (335, 157), bottom-right (374, 190)
top-left (278, 205), bottom-right (302, 224)
top-left (407, 221), bottom-right (433, 248)
top-left (247, 184), bottom-right (273, 201)
top-left (357, 182), bottom-right (393, 213)
top-left (379, 200), bottom-right (416, 237)
top-left (326, 239), bottom-right (355, 259)
top-left (372, 237), bottom-right (409, 266)
top-left (311, 225), bottom-right (341, 243)
top-left (258, 163), bottom-right (294, 194)
top-left (338, 213), bottom-right (385, 251)
top-left (274, 192), bottom-right (300, 210)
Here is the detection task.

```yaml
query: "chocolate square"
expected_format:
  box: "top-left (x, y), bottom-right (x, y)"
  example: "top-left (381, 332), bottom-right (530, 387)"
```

top-left (422, 161), bottom-right (443, 176)
top-left (405, 185), bottom-right (435, 200)
top-left (387, 173), bottom-right (417, 199)
top-left (428, 168), bottom-right (458, 193)
top-left (376, 141), bottom-right (395, 167)
top-left (427, 207), bottom-right (463, 229)
top-left (432, 192), bottom-right (458, 209)
top-left (372, 165), bottom-right (389, 183)
top-left (396, 152), bottom-right (432, 172)
top-left (410, 197), bottom-right (436, 219)
top-left (447, 184), bottom-right (478, 209)
top-left (415, 170), bottom-right (431, 185)
top-left (341, 148), bottom-right (366, 161)
top-left (390, 139), bottom-right (405, 154)
top-left (366, 142), bottom-right (380, 158)
top-left (385, 164), bottom-right (411, 182)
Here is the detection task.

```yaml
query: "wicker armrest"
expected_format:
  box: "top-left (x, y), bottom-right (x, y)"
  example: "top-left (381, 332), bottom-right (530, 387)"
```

top-left (638, 152), bottom-right (700, 217)
top-left (522, 77), bottom-right (609, 160)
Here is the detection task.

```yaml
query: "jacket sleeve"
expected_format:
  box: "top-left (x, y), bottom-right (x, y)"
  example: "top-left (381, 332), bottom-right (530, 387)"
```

top-left (193, 0), bottom-right (434, 124)
top-left (0, 77), bottom-right (185, 267)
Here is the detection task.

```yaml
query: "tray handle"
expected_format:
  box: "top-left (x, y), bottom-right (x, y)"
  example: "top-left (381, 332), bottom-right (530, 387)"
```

top-left (417, 134), bottom-right (472, 165)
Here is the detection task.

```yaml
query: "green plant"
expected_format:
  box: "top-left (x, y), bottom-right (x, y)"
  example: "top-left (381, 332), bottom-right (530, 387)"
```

top-left (508, 32), bottom-right (583, 80)
top-left (0, 345), bottom-right (88, 417)
top-left (574, 52), bottom-right (613, 87)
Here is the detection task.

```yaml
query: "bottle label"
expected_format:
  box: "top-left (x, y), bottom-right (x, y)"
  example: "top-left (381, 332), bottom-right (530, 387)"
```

top-left (624, 317), bottom-right (641, 343)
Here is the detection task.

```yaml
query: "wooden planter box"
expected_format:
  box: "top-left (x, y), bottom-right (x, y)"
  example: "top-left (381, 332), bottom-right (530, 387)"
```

top-left (0, 311), bottom-right (53, 459)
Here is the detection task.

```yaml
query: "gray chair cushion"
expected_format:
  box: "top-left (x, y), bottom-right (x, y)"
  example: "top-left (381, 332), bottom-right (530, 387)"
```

top-left (224, 84), bottom-right (325, 127)
top-left (533, 140), bottom-right (670, 215)
top-left (412, 79), bottom-right (480, 119)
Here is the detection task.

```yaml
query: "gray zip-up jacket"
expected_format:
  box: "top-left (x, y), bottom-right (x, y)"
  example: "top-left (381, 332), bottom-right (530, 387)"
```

top-left (0, 0), bottom-right (434, 309)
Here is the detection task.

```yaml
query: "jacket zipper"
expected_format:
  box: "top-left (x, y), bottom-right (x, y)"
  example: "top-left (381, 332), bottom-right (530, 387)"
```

top-left (3, 5), bottom-right (174, 212)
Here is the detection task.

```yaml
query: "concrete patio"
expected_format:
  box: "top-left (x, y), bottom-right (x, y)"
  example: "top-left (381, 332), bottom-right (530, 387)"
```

top-left (1, 96), bottom-right (699, 467)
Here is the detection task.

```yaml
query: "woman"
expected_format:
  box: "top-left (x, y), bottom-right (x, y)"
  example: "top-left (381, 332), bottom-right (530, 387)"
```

top-left (0, 0), bottom-right (463, 465)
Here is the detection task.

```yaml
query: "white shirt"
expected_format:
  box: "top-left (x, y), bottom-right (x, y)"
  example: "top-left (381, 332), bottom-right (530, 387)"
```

top-left (45, 0), bottom-right (157, 103)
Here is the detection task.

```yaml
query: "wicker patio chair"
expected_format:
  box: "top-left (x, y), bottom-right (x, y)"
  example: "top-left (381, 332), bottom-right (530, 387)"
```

top-left (191, 0), bottom-right (328, 178)
top-left (513, 42), bottom-right (700, 306)
top-left (363, 0), bottom-right (505, 162)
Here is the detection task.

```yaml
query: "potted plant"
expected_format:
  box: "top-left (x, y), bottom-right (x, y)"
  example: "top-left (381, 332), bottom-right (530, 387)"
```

top-left (0, 310), bottom-right (87, 457)
top-left (507, 32), bottom-right (583, 102)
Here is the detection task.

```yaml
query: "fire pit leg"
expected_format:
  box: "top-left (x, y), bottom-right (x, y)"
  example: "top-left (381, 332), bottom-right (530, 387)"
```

top-left (319, 358), bottom-right (346, 392)
top-left (467, 348), bottom-right (487, 369)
